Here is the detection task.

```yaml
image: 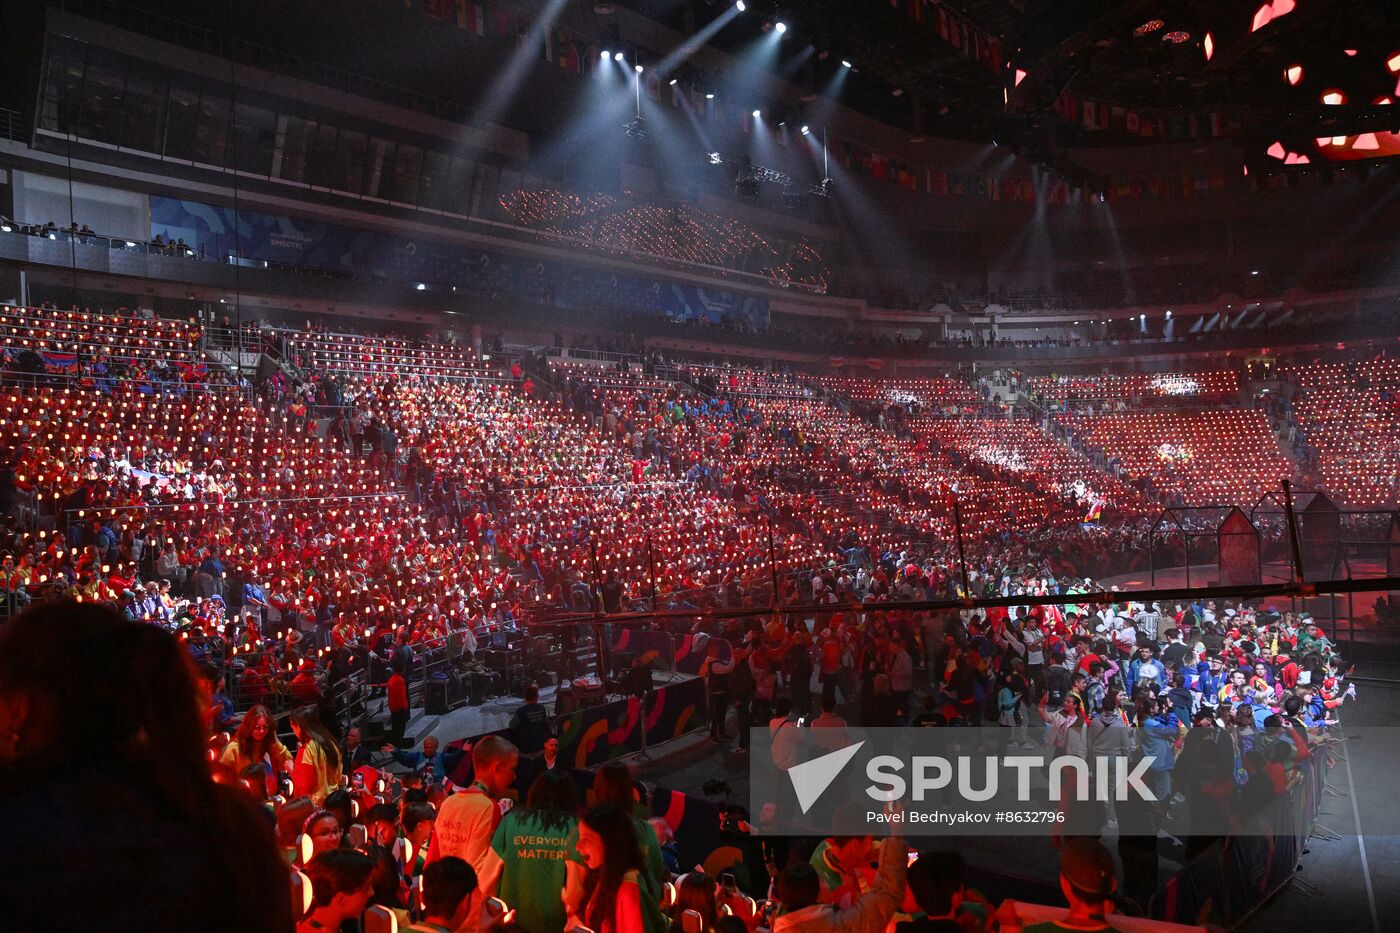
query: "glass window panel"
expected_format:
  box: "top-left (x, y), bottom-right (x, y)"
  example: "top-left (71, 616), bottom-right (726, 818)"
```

top-left (362, 136), bottom-right (395, 198)
top-left (40, 39), bottom-right (88, 134)
top-left (444, 158), bottom-right (475, 215)
top-left (163, 74), bottom-right (202, 160)
top-left (275, 114), bottom-right (316, 183)
top-left (77, 53), bottom-right (127, 145)
top-left (333, 129), bottom-right (366, 194)
top-left (418, 150), bottom-right (451, 209)
top-left (471, 164), bottom-right (500, 217)
top-left (230, 102), bottom-right (275, 175)
top-left (307, 122), bottom-right (340, 188)
top-left (385, 144), bottom-right (421, 203)
top-left (120, 63), bottom-right (167, 153)
top-left (193, 90), bottom-right (230, 165)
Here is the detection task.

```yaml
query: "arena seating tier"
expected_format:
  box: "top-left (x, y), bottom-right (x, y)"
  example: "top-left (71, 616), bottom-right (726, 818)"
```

top-left (1285, 357), bottom-right (1400, 507)
top-left (1060, 409), bottom-right (1293, 506)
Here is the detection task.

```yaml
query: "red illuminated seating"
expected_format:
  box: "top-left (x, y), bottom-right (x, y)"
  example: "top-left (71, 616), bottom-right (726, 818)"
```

top-left (1285, 357), bottom-right (1400, 507)
top-left (1063, 409), bottom-right (1292, 505)
top-left (284, 331), bottom-right (499, 381)
top-left (1029, 370), bottom-right (1241, 403)
top-left (813, 375), bottom-right (982, 410)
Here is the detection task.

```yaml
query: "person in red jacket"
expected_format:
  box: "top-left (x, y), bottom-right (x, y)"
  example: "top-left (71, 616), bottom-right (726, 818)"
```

top-left (387, 659), bottom-right (410, 748)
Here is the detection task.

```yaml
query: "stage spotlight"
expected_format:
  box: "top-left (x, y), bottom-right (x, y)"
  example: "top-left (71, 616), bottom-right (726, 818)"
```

top-left (735, 0), bottom-right (745, 10)
top-left (1285, 64), bottom-right (1303, 85)
top-left (841, 59), bottom-right (852, 68)
top-left (1388, 50), bottom-right (1400, 73)
top-left (635, 64), bottom-right (644, 72)
top-left (1322, 89), bottom-right (1346, 105)
top-left (416, 283), bottom-right (427, 291)
top-left (669, 78), bottom-right (678, 86)
top-left (752, 109), bottom-right (761, 118)
top-left (708, 152), bottom-right (723, 164)
top-left (800, 124), bottom-right (810, 134)
top-left (601, 50), bottom-right (610, 60)
top-left (774, 21), bottom-right (787, 33)
top-left (614, 51), bottom-right (624, 62)
top-left (706, 92), bottom-right (715, 99)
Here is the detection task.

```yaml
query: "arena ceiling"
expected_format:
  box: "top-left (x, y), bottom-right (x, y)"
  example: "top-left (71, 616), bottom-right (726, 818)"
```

top-left (626, 0), bottom-right (1400, 162)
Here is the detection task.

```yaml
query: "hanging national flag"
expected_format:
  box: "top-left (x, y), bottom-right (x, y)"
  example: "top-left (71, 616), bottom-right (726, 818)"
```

top-left (560, 38), bottom-right (582, 73)
top-left (460, 0), bottom-right (484, 34)
top-left (492, 6), bottom-right (513, 39)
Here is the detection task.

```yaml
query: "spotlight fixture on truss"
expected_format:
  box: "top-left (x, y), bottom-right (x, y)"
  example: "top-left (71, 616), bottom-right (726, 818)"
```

top-left (807, 177), bottom-right (834, 197)
top-left (710, 152), bottom-right (795, 188)
top-left (623, 116), bottom-right (649, 139)
top-left (752, 165), bottom-right (792, 185)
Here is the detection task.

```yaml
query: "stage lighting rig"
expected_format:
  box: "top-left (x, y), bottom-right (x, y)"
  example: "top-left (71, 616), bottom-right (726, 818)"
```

top-left (623, 116), bottom-right (649, 139)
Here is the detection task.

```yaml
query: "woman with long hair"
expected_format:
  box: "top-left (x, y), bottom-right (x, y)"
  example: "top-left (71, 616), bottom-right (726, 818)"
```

top-left (492, 769), bottom-right (580, 933)
top-left (672, 872), bottom-right (720, 933)
top-left (0, 600), bottom-right (292, 931)
top-left (290, 704), bottom-right (342, 804)
top-left (574, 803), bottom-right (647, 933)
top-left (220, 703), bottom-right (293, 795)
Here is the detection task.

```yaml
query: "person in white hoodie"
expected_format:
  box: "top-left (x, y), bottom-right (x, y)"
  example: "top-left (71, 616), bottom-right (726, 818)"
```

top-left (773, 826), bottom-right (908, 933)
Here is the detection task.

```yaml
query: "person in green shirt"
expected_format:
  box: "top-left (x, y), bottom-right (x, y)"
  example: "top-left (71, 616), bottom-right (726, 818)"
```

top-left (490, 770), bottom-right (580, 933)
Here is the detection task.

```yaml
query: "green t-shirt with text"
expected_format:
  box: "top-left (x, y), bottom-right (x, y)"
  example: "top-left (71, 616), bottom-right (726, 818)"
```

top-left (491, 810), bottom-right (577, 933)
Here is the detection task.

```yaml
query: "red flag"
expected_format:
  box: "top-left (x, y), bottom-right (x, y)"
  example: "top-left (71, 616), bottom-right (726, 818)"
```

top-left (463, 0), bottom-right (484, 35)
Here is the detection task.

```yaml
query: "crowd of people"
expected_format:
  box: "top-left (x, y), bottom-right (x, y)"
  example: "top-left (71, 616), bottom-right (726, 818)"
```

top-left (0, 589), bottom-right (1359, 932)
top-left (0, 303), bottom-right (1382, 933)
